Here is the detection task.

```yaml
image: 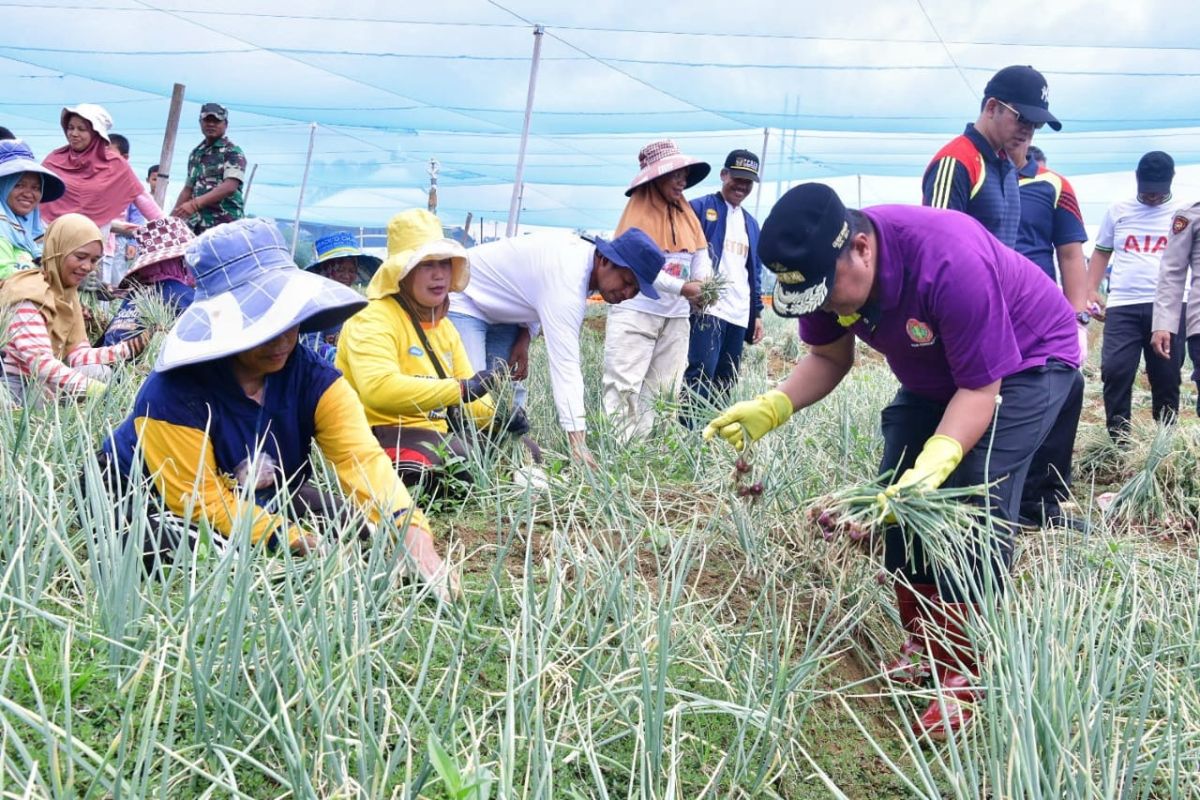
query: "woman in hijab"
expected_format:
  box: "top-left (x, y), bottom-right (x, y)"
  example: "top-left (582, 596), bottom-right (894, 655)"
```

top-left (40, 104), bottom-right (162, 230)
top-left (0, 139), bottom-right (66, 279)
top-left (0, 213), bottom-right (151, 405)
top-left (98, 218), bottom-right (456, 600)
top-left (601, 139), bottom-right (712, 441)
top-left (98, 217), bottom-right (196, 346)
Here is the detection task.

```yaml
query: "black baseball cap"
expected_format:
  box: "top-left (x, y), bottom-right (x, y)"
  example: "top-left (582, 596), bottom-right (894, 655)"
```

top-left (983, 65), bottom-right (1061, 132)
top-left (199, 102), bottom-right (228, 121)
top-left (1136, 151), bottom-right (1174, 194)
top-left (759, 183), bottom-right (851, 318)
top-left (724, 149), bottom-right (760, 182)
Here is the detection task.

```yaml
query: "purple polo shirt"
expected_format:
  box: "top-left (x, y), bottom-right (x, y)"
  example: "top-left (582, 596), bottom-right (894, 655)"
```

top-left (799, 205), bottom-right (1079, 404)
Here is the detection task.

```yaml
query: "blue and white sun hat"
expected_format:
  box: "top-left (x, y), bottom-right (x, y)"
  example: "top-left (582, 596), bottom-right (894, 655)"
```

top-left (305, 231), bottom-right (382, 284)
top-left (156, 219), bottom-right (367, 371)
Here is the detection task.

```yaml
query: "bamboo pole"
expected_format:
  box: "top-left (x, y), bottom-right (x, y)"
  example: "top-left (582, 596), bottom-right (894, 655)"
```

top-left (506, 25), bottom-right (544, 237)
top-left (290, 122), bottom-right (317, 257)
top-left (754, 126), bottom-right (769, 219)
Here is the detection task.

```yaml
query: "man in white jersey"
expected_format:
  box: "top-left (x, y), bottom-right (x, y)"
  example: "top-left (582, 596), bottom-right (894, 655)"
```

top-left (683, 149), bottom-right (766, 421)
top-left (448, 228), bottom-right (665, 469)
top-left (1086, 151), bottom-right (1188, 439)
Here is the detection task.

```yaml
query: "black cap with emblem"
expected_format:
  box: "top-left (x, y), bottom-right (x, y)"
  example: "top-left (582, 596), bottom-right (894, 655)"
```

top-left (724, 149), bottom-right (760, 182)
top-left (983, 65), bottom-right (1061, 131)
top-left (759, 183), bottom-right (850, 318)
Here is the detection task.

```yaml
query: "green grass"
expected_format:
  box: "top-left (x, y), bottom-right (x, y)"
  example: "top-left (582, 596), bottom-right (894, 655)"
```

top-left (1, 305), bottom-right (1198, 797)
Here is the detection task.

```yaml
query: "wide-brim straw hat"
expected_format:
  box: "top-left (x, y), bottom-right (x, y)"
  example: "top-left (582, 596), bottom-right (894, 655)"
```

top-left (60, 104), bottom-right (113, 143)
top-left (0, 139), bottom-right (66, 203)
top-left (305, 230), bottom-right (382, 284)
top-left (126, 217), bottom-right (195, 280)
top-left (156, 219), bottom-right (366, 371)
top-left (365, 209), bottom-right (469, 301)
top-left (625, 139), bottom-right (711, 197)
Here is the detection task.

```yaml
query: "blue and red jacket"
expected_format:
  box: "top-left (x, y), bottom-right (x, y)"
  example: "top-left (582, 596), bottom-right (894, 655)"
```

top-left (922, 124), bottom-right (1020, 248)
top-left (1015, 159), bottom-right (1087, 280)
top-left (689, 192), bottom-right (763, 341)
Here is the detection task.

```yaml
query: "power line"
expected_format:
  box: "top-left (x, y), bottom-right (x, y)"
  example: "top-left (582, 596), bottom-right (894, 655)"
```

top-left (913, 0), bottom-right (977, 100)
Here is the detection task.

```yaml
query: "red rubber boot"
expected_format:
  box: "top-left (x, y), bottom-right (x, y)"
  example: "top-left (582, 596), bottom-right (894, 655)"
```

top-left (913, 602), bottom-right (981, 740)
top-left (882, 582), bottom-right (939, 686)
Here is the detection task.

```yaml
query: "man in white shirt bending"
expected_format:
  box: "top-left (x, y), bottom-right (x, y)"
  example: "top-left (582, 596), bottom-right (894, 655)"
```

top-left (448, 228), bottom-right (664, 468)
top-left (1087, 151), bottom-right (1189, 439)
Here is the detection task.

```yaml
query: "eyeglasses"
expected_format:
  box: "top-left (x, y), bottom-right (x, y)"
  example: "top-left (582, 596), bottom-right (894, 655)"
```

top-left (995, 100), bottom-right (1045, 130)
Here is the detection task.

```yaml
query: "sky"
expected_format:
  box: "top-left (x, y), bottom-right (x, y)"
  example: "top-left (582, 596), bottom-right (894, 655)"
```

top-left (2, 0), bottom-right (1200, 236)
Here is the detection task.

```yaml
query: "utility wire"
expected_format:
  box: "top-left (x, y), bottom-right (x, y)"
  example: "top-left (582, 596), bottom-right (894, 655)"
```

top-left (913, 0), bottom-right (977, 99)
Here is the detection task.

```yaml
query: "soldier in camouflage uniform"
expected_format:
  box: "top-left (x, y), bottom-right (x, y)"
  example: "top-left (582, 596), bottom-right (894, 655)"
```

top-left (171, 103), bottom-right (246, 234)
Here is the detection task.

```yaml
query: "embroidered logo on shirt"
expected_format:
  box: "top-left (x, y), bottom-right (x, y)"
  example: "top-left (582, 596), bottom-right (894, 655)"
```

top-left (1173, 215), bottom-right (1190, 235)
top-left (906, 318), bottom-right (935, 346)
top-left (408, 345), bottom-right (424, 357)
top-left (706, 208), bottom-right (718, 222)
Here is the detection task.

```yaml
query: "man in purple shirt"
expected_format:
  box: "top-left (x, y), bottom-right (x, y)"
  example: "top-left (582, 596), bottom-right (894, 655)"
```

top-left (704, 184), bottom-right (1081, 739)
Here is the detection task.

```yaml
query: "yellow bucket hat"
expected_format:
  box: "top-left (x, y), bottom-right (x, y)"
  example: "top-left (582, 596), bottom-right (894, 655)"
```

top-left (365, 209), bottom-right (469, 300)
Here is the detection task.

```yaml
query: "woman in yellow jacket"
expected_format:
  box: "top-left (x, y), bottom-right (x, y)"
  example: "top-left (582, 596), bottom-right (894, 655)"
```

top-left (337, 209), bottom-right (524, 489)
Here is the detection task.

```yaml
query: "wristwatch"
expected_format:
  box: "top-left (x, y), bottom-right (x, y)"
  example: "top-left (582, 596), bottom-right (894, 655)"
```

top-left (1075, 311), bottom-right (1091, 326)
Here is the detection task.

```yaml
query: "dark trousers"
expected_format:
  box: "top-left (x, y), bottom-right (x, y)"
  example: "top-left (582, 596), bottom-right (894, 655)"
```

top-left (1101, 303), bottom-right (1186, 438)
top-left (1018, 367), bottom-right (1085, 523)
top-left (1190, 334), bottom-right (1200, 416)
top-left (880, 361), bottom-right (1079, 603)
top-left (88, 452), bottom-right (362, 574)
top-left (682, 315), bottom-right (746, 427)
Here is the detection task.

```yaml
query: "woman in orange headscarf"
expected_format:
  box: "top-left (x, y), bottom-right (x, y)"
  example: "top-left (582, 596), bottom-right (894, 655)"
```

top-left (602, 139), bottom-right (712, 441)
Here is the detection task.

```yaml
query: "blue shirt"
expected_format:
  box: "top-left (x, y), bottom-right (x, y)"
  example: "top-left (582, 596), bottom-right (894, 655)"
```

top-left (800, 205), bottom-right (1079, 403)
top-left (1015, 159), bottom-right (1087, 280)
top-left (922, 124), bottom-right (1020, 248)
top-left (104, 344), bottom-right (337, 501)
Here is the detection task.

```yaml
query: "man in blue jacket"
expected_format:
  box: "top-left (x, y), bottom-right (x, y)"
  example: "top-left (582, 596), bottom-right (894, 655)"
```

top-left (684, 149), bottom-right (765, 416)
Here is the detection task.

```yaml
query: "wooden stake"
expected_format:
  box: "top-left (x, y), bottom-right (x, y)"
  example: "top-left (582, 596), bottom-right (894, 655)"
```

top-left (153, 83), bottom-right (185, 209)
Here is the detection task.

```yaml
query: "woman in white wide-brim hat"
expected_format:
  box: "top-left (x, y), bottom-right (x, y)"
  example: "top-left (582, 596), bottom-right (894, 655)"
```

top-left (98, 218), bottom-right (457, 600)
top-left (602, 139), bottom-right (713, 442)
top-left (337, 209), bottom-right (535, 492)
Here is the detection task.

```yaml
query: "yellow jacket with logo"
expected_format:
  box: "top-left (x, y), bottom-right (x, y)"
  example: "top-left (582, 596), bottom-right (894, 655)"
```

top-left (336, 296), bottom-right (494, 432)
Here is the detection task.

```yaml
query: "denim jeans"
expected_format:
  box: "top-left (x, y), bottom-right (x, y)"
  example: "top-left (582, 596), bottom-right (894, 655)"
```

top-left (447, 311), bottom-right (527, 408)
top-left (681, 313), bottom-right (746, 427)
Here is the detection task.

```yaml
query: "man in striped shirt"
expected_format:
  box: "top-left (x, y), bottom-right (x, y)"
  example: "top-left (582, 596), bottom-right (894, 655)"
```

top-left (922, 65), bottom-right (1061, 249)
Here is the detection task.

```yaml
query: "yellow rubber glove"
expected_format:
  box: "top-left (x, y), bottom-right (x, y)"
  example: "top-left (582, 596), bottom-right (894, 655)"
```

top-left (703, 390), bottom-right (794, 451)
top-left (877, 434), bottom-right (963, 521)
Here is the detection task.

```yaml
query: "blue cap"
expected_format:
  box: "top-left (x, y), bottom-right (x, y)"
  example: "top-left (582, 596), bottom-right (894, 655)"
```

top-left (594, 227), bottom-right (665, 299)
